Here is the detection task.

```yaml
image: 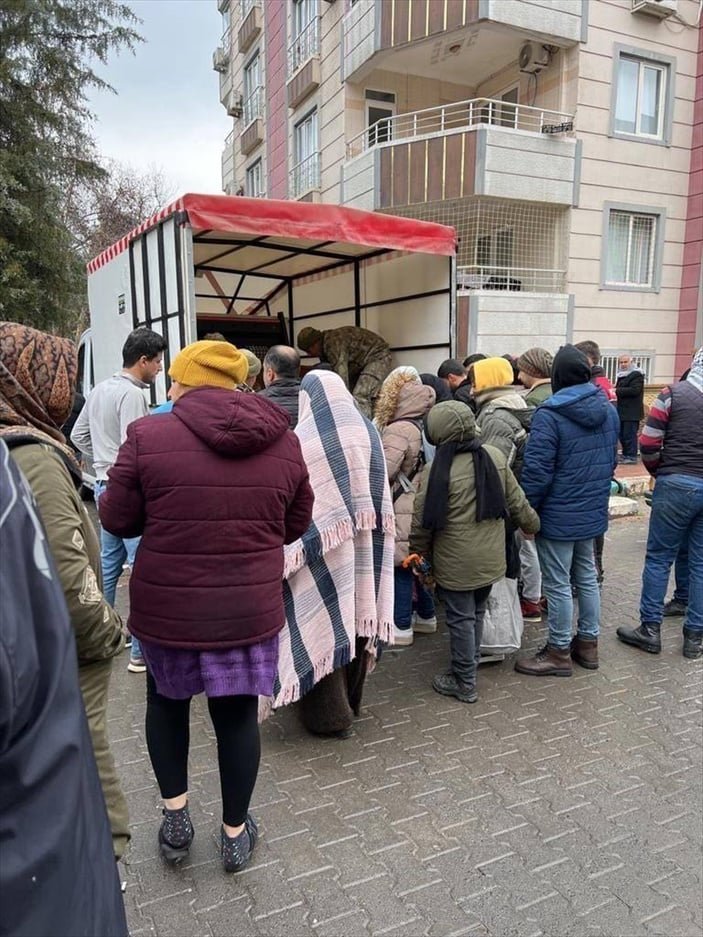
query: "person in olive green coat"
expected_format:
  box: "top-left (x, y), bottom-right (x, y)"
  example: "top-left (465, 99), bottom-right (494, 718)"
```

top-left (410, 402), bottom-right (540, 704)
top-left (0, 323), bottom-right (130, 860)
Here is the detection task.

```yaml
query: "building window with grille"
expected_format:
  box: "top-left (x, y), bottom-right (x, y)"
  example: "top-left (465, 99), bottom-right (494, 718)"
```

top-left (290, 108), bottom-right (319, 197)
top-left (610, 45), bottom-right (675, 146)
top-left (602, 203), bottom-right (665, 292)
top-left (245, 159), bottom-right (264, 198)
top-left (243, 50), bottom-right (262, 125)
top-left (289, 0), bottom-right (319, 73)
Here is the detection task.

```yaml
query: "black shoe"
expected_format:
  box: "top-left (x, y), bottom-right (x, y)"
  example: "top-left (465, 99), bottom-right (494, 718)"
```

top-left (683, 628), bottom-right (703, 660)
top-left (432, 672), bottom-right (478, 703)
top-left (663, 598), bottom-right (688, 617)
top-left (616, 621), bottom-right (661, 654)
top-left (158, 805), bottom-right (194, 864)
top-left (221, 814), bottom-right (258, 873)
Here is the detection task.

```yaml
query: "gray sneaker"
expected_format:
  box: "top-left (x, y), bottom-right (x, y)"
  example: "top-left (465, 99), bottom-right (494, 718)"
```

top-left (432, 672), bottom-right (477, 704)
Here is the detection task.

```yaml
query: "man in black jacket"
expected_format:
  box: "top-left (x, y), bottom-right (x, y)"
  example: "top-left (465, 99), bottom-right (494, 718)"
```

top-left (615, 354), bottom-right (645, 463)
top-left (258, 345), bottom-right (301, 428)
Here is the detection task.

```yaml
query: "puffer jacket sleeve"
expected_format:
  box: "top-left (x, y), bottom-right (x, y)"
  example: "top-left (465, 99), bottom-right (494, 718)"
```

top-left (284, 440), bottom-right (315, 544)
top-left (504, 465), bottom-right (540, 534)
top-left (408, 469), bottom-right (432, 560)
top-left (382, 422), bottom-right (411, 483)
top-left (520, 408), bottom-right (558, 512)
top-left (12, 446), bottom-right (123, 665)
top-left (99, 421), bottom-right (145, 539)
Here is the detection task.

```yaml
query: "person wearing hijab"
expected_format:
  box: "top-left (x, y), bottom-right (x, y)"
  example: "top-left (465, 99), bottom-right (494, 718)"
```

top-left (410, 402), bottom-right (539, 703)
top-left (0, 322), bottom-right (129, 860)
top-left (618, 347), bottom-right (703, 660)
top-left (266, 370), bottom-right (395, 737)
top-left (98, 340), bottom-right (314, 872)
top-left (515, 345), bottom-right (619, 677)
top-left (375, 367), bottom-right (436, 645)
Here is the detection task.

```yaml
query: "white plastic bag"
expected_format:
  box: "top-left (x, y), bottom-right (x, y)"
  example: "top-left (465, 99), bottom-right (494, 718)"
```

top-left (481, 577), bottom-right (524, 654)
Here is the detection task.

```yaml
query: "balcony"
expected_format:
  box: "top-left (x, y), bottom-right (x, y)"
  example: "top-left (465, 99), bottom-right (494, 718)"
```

top-left (240, 86), bottom-right (264, 156)
top-left (221, 129), bottom-right (236, 193)
top-left (238, 0), bottom-right (261, 54)
top-left (289, 153), bottom-right (321, 200)
top-left (287, 18), bottom-right (320, 108)
top-left (342, 0), bottom-right (584, 84)
top-left (341, 98), bottom-right (578, 211)
top-left (458, 290), bottom-right (573, 359)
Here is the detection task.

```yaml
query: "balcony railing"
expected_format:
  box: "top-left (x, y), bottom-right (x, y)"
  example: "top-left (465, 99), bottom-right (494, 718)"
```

top-left (289, 152), bottom-right (320, 198)
top-left (288, 17), bottom-right (320, 74)
top-left (241, 0), bottom-right (260, 16)
top-left (457, 266), bottom-right (567, 294)
top-left (346, 98), bottom-right (575, 159)
top-left (243, 85), bottom-right (264, 126)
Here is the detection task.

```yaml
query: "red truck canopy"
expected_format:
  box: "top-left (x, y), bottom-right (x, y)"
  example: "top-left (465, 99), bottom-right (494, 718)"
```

top-left (87, 193), bottom-right (456, 275)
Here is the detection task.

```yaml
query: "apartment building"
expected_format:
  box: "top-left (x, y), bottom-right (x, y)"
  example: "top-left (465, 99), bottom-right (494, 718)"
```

top-left (214, 0), bottom-right (702, 382)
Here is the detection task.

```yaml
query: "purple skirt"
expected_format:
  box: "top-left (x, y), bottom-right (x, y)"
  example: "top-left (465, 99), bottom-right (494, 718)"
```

top-left (140, 635), bottom-right (279, 700)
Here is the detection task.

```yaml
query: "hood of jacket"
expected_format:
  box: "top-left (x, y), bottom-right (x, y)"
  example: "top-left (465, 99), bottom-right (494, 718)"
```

top-left (426, 400), bottom-right (477, 445)
top-left (542, 382), bottom-right (611, 429)
top-left (475, 388), bottom-right (527, 415)
top-left (173, 385), bottom-right (291, 457)
top-left (393, 382), bottom-right (435, 421)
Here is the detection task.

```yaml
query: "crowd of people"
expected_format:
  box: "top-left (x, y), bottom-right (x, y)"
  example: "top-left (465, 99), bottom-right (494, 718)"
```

top-left (0, 318), bottom-right (700, 933)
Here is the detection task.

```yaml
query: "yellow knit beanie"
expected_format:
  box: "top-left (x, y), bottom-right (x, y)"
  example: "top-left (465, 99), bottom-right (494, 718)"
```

top-left (471, 357), bottom-right (515, 392)
top-left (169, 340), bottom-right (248, 389)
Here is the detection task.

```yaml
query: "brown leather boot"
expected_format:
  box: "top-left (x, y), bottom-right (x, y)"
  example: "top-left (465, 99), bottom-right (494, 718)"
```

top-left (514, 644), bottom-right (573, 677)
top-left (570, 635), bottom-right (599, 670)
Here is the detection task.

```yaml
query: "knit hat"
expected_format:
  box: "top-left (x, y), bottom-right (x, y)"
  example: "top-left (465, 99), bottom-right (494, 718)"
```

top-left (169, 340), bottom-right (248, 389)
top-left (517, 347), bottom-right (553, 379)
top-left (551, 345), bottom-right (592, 394)
top-left (471, 357), bottom-right (514, 392)
top-left (297, 327), bottom-right (323, 352)
top-left (240, 348), bottom-right (262, 378)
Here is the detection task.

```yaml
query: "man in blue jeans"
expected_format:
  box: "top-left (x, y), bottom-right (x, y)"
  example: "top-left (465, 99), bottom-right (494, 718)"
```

top-left (617, 347), bottom-right (703, 660)
top-left (72, 328), bottom-right (167, 671)
top-left (515, 345), bottom-right (619, 677)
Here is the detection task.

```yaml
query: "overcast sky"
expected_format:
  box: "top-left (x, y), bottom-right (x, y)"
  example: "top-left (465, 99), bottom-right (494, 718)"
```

top-left (88, 0), bottom-right (229, 198)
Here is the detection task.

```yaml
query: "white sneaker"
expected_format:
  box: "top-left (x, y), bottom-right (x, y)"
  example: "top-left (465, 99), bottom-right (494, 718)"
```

top-left (412, 612), bottom-right (438, 634)
top-left (393, 626), bottom-right (414, 647)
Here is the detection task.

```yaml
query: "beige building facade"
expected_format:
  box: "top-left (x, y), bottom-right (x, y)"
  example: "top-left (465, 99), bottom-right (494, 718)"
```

top-left (215, 0), bottom-right (702, 382)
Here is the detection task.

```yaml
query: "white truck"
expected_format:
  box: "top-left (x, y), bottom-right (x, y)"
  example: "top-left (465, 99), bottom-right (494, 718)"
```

top-left (79, 193), bottom-right (457, 408)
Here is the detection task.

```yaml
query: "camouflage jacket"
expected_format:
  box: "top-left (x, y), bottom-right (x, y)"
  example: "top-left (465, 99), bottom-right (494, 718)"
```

top-left (322, 326), bottom-right (391, 387)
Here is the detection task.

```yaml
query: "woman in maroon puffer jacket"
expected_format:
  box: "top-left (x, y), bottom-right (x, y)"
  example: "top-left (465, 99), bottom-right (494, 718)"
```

top-left (99, 340), bottom-right (313, 873)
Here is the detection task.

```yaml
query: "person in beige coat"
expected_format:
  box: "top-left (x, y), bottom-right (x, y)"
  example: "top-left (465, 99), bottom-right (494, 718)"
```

top-left (375, 367), bottom-right (435, 646)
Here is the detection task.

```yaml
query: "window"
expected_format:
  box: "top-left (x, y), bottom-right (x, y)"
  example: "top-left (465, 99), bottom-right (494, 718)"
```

top-left (289, 0), bottom-right (319, 72)
top-left (243, 51), bottom-right (262, 125)
top-left (602, 202), bottom-right (665, 292)
top-left (601, 353), bottom-right (653, 384)
top-left (611, 45), bottom-right (675, 145)
top-left (365, 90), bottom-right (395, 147)
top-left (291, 108), bottom-right (319, 196)
top-left (245, 159), bottom-right (264, 197)
top-left (241, 0), bottom-right (257, 17)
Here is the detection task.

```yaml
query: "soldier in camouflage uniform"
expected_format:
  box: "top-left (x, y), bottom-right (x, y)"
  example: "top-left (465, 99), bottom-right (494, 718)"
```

top-left (297, 326), bottom-right (392, 419)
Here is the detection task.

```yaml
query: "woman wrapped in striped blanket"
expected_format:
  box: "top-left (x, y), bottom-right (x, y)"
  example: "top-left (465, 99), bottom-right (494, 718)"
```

top-left (267, 369), bottom-right (396, 737)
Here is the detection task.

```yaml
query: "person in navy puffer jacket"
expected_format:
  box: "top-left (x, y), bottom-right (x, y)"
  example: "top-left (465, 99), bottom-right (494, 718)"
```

top-left (514, 345), bottom-right (619, 678)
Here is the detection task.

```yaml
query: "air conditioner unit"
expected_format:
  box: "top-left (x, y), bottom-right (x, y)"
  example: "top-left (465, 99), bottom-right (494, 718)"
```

top-left (518, 42), bottom-right (551, 75)
top-left (227, 96), bottom-right (243, 119)
top-left (631, 0), bottom-right (677, 17)
top-left (212, 46), bottom-right (229, 73)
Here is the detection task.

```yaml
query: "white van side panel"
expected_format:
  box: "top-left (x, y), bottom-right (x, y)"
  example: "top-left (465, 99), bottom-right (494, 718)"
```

top-left (87, 250), bottom-right (134, 386)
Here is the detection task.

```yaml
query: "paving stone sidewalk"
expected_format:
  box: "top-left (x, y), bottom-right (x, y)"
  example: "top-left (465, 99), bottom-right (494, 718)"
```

top-left (108, 514), bottom-right (703, 937)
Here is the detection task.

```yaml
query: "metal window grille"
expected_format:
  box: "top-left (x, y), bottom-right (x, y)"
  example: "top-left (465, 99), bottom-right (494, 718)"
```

top-left (381, 197), bottom-right (569, 294)
top-left (601, 354), bottom-right (653, 383)
top-left (606, 210), bottom-right (656, 287)
top-left (243, 52), bottom-right (263, 125)
top-left (245, 159), bottom-right (265, 198)
top-left (289, 152), bottom-right (320, 198)
top-left (288, 4), bottom-right (319, 74)
top-left (241, 0), bottom-right (259, 18)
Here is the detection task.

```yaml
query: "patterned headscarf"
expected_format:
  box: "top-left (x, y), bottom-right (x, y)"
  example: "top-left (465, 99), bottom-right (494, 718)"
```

top-left (687, 346), bottom-right (703, 393)
top-left (0, 322), bottom-right (79, 466)
top-left (517, 347), bottom-right (553, 380)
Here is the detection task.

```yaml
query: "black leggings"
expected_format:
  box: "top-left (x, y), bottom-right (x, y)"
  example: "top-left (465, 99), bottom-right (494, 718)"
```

top-left (145, 672), bottom-right (260, 827)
